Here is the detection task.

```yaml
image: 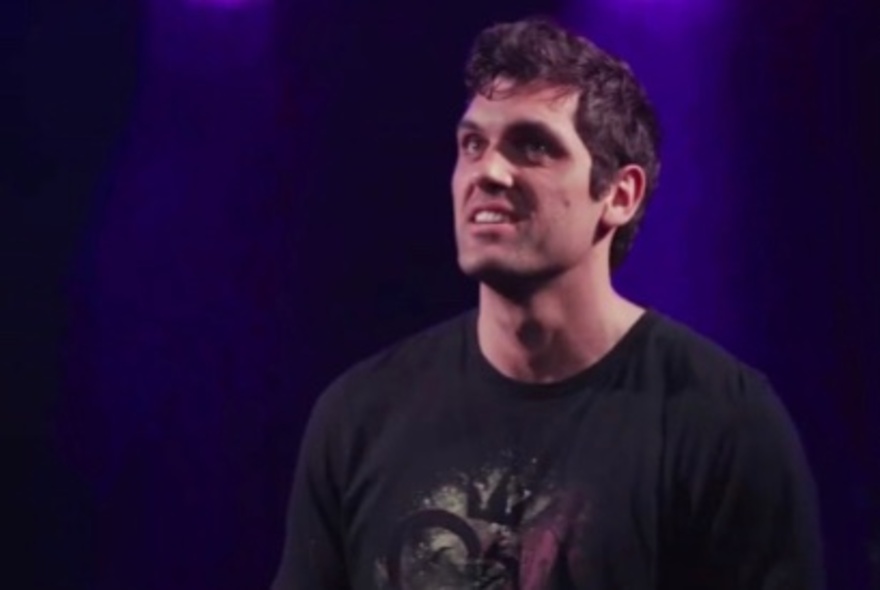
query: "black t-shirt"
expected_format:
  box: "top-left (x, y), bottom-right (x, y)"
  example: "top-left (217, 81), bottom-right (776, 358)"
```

top-left (271, 309), bottom-right (824, 589)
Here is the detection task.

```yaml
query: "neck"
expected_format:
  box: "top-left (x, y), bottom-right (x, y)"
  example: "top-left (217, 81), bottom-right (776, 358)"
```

top-left (477, 265), bottom-right (644, 384)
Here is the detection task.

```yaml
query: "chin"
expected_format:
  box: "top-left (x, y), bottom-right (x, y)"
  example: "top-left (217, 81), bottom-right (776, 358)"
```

top-left (458, 252), bottom-right (512, 279)
top-left (458, 254), bottom-right (555, 297)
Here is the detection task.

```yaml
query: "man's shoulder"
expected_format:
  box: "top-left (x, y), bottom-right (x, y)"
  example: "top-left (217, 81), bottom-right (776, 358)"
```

top-left (651, 314), bottom-right (813, 513)
top-left (320, 309), bottom-right (473, 403)
top-left (646, 310), bottom-right (770, 403)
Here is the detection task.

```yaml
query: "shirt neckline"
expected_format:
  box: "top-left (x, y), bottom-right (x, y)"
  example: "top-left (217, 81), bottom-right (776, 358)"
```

top-left (463, 306), bottom-right (660, 400)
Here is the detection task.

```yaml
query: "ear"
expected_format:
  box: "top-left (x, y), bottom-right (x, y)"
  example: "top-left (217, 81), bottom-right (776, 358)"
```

top-left (600, 164), bottom-right (647, 229)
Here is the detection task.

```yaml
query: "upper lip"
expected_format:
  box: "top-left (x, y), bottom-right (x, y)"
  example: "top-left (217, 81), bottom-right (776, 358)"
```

top-left (467, 203), bottom-right (520, 222)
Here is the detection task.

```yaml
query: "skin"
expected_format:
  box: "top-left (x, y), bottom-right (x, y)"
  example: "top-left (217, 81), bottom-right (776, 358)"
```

top-left (451, 78), bottom-right (648, 384)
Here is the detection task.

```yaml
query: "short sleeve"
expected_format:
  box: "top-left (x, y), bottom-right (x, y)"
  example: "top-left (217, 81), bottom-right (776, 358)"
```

top-left (270, 378), bottom-right (352, 590)
top-left (662, 372), bottom-right (825, 589)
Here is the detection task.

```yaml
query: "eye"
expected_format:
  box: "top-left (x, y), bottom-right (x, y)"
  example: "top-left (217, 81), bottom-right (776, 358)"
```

top-left (521, 138), bottom-right (551, 161)
top-left (460, 134), bottom-right (486, 157)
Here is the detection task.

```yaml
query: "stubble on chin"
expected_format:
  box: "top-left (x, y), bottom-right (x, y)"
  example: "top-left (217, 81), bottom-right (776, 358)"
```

top-left (459, 252), bottom-right (561, 302)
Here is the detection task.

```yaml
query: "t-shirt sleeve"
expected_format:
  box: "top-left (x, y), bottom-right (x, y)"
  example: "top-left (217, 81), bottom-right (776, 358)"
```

top-left (664, 372), bottom-right (825, 589)
top-left (270, 379), bottom-right (352, 590)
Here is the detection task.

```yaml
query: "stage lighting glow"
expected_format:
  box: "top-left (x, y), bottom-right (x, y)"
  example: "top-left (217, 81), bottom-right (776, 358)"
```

top-left (187, 0), bottom-right (266, 9)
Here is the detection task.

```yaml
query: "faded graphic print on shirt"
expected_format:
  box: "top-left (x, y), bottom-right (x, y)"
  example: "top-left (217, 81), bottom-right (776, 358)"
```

top-left (375, 459), bottom-right (591, 589)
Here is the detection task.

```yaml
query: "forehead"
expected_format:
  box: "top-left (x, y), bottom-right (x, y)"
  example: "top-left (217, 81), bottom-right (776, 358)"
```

top-left (460, 81), bottom-right (581, 135)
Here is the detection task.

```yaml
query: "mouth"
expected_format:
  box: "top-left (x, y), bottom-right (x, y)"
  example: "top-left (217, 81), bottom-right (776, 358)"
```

top-left (469, 208), bottom-right (519, 226)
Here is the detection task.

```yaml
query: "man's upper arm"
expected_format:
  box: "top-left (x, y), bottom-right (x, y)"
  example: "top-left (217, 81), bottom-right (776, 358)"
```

top-left (668, 373), bottom-right (825, 589)
top-left (271, 381), bottom-right (351, 590)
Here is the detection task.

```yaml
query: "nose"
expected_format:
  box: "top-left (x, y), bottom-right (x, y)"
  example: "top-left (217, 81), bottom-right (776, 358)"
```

top-left (474, 149), bottom-right (514, 194)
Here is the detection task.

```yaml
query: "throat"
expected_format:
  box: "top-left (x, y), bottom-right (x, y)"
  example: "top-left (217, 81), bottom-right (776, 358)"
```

top-left (476, 293), bottom-right (646, 385)
top-left (481, 317), bottom-right (598, 384)
top-left (514, 321), bottom-right (592, 383)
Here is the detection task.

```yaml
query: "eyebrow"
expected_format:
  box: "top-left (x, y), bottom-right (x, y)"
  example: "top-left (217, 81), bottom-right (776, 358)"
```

top-left (456, 118), bottom-right (564, 141)
top-left (456, 118), bottom-right (482, 133)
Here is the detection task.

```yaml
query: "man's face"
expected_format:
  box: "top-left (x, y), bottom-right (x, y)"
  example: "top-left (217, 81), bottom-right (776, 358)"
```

top-left (452, 80), bottom-right (606, 288)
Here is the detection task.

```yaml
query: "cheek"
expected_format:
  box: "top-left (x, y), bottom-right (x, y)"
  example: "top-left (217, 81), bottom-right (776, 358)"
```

top-left (451, 165), bottom-right (469, 205)
top-left (549, 180), bottom-right (600, 238)
top-left (536, 168), bottom-right (586, 210)
top-left (559, 174), bottom-right (592, 213)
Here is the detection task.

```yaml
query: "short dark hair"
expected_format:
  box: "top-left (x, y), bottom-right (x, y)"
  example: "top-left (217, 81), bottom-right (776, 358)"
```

top-left (464, 17), bottom-right (662, 269)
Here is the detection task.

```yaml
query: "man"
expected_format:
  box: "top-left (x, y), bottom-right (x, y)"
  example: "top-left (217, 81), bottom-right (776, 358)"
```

top-left (271, 17), bottom-right (824, 589)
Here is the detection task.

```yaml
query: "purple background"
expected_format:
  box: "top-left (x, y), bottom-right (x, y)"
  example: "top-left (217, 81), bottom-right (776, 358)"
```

top-left (2, 0), bottom-right (878, 588)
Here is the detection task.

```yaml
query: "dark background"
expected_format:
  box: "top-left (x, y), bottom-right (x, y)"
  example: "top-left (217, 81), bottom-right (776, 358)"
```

top-left (2, 0), bottom-right (878, 588)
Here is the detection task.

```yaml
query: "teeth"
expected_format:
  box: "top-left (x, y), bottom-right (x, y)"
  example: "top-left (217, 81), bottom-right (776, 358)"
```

top-left (474, 210), bottom-right (511, 224)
